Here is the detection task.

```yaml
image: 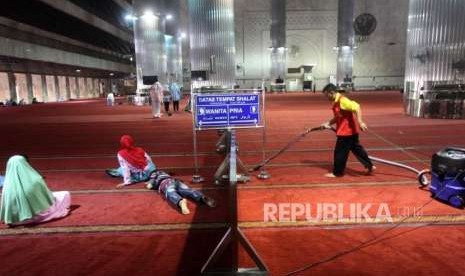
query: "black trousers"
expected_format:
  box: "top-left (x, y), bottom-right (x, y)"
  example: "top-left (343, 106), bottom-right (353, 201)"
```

top-left (164, 102), bottom-right (170, 112)
top-left (173, 101), bottom-right (179, 111)
top-left (333, 134), bottom-right (373, 176)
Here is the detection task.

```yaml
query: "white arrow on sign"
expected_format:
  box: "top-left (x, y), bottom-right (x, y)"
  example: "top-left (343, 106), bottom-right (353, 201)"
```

top-left (199, 120), bottom-right (228, 125)
top-left (230, 119), bottom-right (258, 124)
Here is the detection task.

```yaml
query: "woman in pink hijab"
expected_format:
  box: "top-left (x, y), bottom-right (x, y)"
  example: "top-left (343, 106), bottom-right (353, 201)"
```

top-left (106, 135), bottom-right (156, 188)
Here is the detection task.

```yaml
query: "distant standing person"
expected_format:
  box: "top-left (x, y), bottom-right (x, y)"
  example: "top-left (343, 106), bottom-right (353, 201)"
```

top-left (150, 81), bottom-right (164, 118)
top-left (169, 83), bottom-right (182, 112)
top-left (107, 92), bottom-right (115, 106)
top-left (111, 83), bottom-right (117, 95)
top-left (320, 84), bottom-right (375, 177)
top-left (163, 90), bottom-right (172, 115)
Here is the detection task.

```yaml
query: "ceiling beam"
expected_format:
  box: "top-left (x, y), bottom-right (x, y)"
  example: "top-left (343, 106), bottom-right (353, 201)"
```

top-left (112, 0), bottom-right (133, 13)
top-left (0, 37), bottom-right (133, 73)
top-left (0, 16), bottom-right (125, 59)
top-left (38, 0), bottom-right (133, 43)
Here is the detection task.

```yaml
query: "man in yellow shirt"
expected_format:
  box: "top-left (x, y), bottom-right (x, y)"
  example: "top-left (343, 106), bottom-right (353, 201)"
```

top-left (321, 84), bottom-right (375, 177)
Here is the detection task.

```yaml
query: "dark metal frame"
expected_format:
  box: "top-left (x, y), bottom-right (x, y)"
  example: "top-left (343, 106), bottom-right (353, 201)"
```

top-left (201, 130), bottom-right (269, 275)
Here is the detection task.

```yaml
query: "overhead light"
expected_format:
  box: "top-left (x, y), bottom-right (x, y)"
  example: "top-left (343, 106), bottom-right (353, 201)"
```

top-left (75, 69), bottom-right (81, 73)
top-left (109, 73), bottom-right (114, 76)
top-left (142, 10), bottom-right (155, 19)
top-left (166, 14), bottom-right (173, 20)
top-left (179, 32), bottom-right (186, 39)
top-left (125, 14), bottom-right (136, 21)
top-left (144, 10), bottom-right (154, 16)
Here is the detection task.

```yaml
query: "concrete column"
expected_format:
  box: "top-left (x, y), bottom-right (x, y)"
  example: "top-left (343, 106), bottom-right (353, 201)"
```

top-left (54, 75), bottom-right (60, 101)
top-left (133, 0), bottom-right (167, 88)
top-left (65, 76), bottom-right (71, 99)
top-left (188, 0), bottom-right (236, 87)
top-left (41, 75), bottom-right (48, 102)
top-left (180, 0), bottom-right (190, 92)
top-left (404, 0), bottom-right (465, 119)
top-left (26, 73), bottom-right (34, 103)
top-left (270, 0), bottom-right (287, 82)
top-left (7, 72), bottom-right (16, 102)
top-left (336, 0), bottom-right (355, 86)
top-left (75, 77), bottom-right (80, 98)
top-left (83, 78), bottom-right (88, 98)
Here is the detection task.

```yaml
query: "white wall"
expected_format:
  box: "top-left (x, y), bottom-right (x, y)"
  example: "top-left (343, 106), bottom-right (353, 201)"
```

top-left (353, 0), bottom-right (409, 89)
top-left (234, 0), bottom-right (409, 90)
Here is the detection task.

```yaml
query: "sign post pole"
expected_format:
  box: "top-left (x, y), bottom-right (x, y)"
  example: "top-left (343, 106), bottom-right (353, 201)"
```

top-left (191, 92), bottom-right (204, 183)
top-left (193, 88), bottom-right (268, 274)
top-left (258, 81), bottom-right (270, 179)
top-left (192, 125), bottom-right (204, 183)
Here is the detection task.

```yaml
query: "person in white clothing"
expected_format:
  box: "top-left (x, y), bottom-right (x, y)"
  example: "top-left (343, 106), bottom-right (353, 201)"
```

top-left (150, 81), bottom-right (164, 118)
top-left (107, 92), bottom-right (115, 106)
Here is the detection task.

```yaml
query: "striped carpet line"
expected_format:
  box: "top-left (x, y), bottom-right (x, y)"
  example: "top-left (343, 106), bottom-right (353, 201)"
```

top-left (240, 214), bottom-right (465, 229)
top-left (52, 180), bottom-right (421, 194)
top-left (0, 144), bottom-right (452, 161)
top-left (367, 129), bottom-right (430, 166)
top-left (0, 222), bottom-right (229, 236)
top-left (0, 180), bottom-right (423, 198)
top-left (1, 215), bottom-right (465, 236)
top-left (32, 158), bottom-right (431, 173)
top-left (237, 180), bottom-right (420, 190)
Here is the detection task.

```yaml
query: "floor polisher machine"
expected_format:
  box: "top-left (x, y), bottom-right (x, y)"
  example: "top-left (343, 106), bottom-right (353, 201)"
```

top-left (426, 147), bottom-right (465, 208)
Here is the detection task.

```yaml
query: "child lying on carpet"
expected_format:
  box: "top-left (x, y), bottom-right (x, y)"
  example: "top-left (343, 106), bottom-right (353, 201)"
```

top-left (106, 135), bottom-right (156, 188)
top-left (0, 155), bottom-right (71, 226)
top-left (145, 170), bottom-right (216, 215)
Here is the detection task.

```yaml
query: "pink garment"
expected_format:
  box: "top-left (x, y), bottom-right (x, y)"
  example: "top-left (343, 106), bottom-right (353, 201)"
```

top-left (12, 191), bottom-right (71, 226)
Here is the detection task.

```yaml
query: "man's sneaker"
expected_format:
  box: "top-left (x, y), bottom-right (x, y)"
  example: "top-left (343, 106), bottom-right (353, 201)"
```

top-left (324, 172), bottom-right (337, 178)
top-left (179, 199), bottom-right (190, 215)
top-left (105, 169), bottom-right (120, 178)
top-left (202, 196), bottom-right (217, 208)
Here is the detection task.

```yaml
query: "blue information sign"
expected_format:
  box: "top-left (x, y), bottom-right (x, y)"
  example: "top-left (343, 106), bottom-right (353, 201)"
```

top-left (195, 93), bottom-right (260, 128)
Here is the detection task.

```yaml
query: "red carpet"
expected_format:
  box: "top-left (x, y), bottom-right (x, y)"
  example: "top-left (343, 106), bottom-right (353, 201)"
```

top-left (0, 92), bottom-right (465, 275)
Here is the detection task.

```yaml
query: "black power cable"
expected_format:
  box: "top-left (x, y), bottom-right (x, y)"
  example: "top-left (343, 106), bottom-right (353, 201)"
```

top-left (283, 175), bottom-right (455, 276)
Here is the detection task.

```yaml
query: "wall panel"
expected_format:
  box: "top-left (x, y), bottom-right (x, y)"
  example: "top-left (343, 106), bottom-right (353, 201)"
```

top-left (0, 72), bottom-right (10, 103)
top-left (46, 75), bottom-right (57, 102)
top-left (31, 74), bottom-right (44, 102)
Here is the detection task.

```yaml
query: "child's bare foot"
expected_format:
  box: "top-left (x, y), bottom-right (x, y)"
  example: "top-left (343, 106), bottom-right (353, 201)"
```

top-left (179, 199), bottom-right (190, 215)
top-left (324, 173), bottom-right (337, 178)
top-left (116, 183), bottom-right (126, 189)
top-left (367, 165), bottom-right (377, 175)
